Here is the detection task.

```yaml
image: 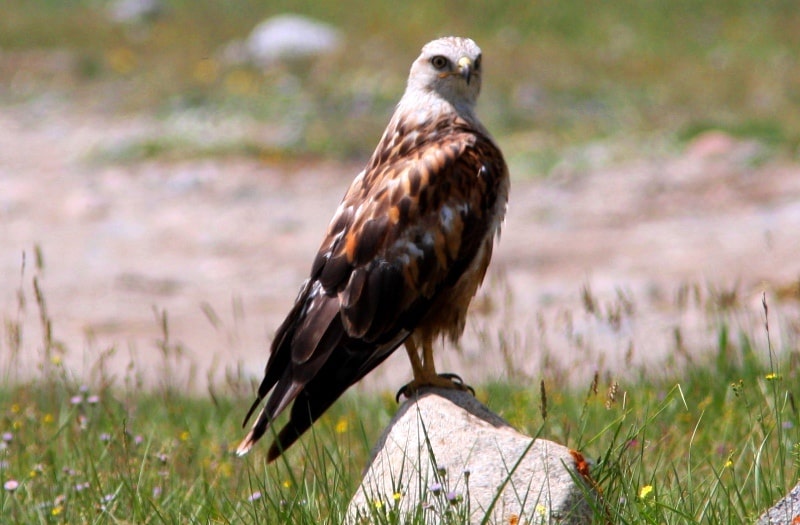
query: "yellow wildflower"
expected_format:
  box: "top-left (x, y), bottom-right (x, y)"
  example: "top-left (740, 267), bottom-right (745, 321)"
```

top-left (193, 59), bottom-right (219, 84)
top-left (224, 70), bottom-right (257, 96)
top-left (639, 485), bottom-right (654, 500)
top-left (106, 47), bottom-right (136, 75)
top-left (218, 462), bottom-right (233, 478)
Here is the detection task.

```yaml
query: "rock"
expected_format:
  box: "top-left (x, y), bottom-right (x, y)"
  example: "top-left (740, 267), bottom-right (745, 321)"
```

top-left (758, 482), bottom-right (800, 524)
top-left (346, 389), bottom-right (598, 524)
top-left (107, 0), bottom-right (163, 24)
top-left (241, 14), bottom-right (343, 67)
top-left (685, 130), bottom-right (737, 159)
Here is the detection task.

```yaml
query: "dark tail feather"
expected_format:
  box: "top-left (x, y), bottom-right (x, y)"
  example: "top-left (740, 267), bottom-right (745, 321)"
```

top-left (264, 338), bottom-right (401, 462)
top-left (237, 299), bottom-right (344, 457)
top-left (241, 395), bottom-right (263, 429)
top-left (266, 383), bottom-right (347, 462)
top-left (236, 380), bottom-right (303, 456)
top-left (236, 428), bottom-right (259, 456)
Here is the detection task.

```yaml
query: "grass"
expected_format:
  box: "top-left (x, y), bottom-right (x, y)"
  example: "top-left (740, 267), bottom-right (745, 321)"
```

top-left (1, 0), bottom-right (799, 166)
top-left (1, 256), bottom-right (799, 523)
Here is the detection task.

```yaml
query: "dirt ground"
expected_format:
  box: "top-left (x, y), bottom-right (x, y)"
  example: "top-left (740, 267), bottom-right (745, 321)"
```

top-left (2, 101), bottom-right (800, 394)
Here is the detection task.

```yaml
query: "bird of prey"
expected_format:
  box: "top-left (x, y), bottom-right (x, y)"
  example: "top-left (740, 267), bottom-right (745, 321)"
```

top-left (237, 36), bottom-right (509, 460)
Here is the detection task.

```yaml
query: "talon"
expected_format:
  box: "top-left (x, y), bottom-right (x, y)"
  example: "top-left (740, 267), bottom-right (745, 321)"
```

top-left (395, 385), bottom-right (410, 403)
top-left (395, 372), bottom-right (475, 401)
top-left (438, 372), bottom-right (464, 384)
top-left (437, 373), bottom-right (475, 395)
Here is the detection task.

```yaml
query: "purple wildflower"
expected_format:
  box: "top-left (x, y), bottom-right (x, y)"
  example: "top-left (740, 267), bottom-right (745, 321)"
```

top-left (4, 479), bottom-right (19, 492)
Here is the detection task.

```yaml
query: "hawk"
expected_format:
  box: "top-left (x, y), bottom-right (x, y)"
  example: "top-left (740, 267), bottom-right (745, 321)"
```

top-left (237, 36), bottom-right (509, 460)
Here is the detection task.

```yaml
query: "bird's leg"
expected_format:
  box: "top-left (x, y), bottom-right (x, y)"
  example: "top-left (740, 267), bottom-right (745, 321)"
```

top-left (420, 339), bottom-right (440, 379)
top-left (396, 338), bottom-right (475, 401)
top-left (404, 338), bottom-right (425, 381)
top-left (419, 339), bottom-right (473, 392)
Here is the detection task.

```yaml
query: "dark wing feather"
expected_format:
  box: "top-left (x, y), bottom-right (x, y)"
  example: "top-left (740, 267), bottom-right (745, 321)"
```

top-left (237, 117), bottom-right (507, 458)
top-left (265, 331), bottom-right (407, 461)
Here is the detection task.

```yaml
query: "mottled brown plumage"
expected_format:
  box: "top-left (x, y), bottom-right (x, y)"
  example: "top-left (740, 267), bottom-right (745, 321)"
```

top-left (237, 36), bottom-right (509, 460)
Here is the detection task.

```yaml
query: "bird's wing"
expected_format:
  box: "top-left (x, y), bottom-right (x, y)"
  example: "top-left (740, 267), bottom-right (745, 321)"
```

top-left (237, 123), bottom-right (507, 458)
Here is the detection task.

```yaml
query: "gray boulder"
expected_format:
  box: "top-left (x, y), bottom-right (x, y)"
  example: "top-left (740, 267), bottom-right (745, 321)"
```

top-left (107, 0), bottom-right (163, 24)
top-left (221, 14), bottom-right (342, 67)
top-left (346, 388), bottom-right (599, 524)
top-left (758, 482), bottom-right (800, 524)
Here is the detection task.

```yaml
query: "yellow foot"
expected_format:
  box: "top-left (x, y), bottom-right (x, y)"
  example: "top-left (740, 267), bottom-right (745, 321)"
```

top-left (395, 373), bottom-right (475, 402)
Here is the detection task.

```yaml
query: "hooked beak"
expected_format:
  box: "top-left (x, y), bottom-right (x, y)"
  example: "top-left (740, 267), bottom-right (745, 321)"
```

top-left (457, 56), bottom-right (473, 84)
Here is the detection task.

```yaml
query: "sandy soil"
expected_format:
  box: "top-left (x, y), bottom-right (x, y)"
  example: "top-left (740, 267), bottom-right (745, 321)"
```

top-left (2, 101), bottom-right (799, 394)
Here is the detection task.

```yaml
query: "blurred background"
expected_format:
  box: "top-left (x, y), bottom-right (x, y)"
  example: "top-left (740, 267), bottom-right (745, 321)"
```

top-left (1, 0), bottom-right (799, 392)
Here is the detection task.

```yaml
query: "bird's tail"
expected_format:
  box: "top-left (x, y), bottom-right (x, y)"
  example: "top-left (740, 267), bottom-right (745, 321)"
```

top-left (236, 381), bottom-right (302, 456)
top-left (235, 430), bottom-right (258, 456)
top-left (235, 397), bottom-right (264, 456)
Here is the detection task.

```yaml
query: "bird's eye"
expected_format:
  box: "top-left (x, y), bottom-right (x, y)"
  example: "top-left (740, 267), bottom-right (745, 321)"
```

top-left (474, 54), bottom-right (482, 70)
top-left (430, 55), bottom-right (449, 70)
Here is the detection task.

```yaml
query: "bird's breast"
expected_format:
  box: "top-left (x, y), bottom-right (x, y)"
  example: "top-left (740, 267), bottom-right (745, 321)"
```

top-left (412, 234), bottom-right (495, 344)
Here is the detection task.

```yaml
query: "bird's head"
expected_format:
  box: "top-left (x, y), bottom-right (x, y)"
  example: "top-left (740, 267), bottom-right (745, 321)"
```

top-left (405, 37), bottom-right (483, 112)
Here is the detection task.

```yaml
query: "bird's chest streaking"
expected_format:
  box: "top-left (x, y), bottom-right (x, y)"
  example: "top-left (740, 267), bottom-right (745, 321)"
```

top-left (413, 229), bottom-right (496, 345)
top-left (376, 124), bottom-right (508, 346)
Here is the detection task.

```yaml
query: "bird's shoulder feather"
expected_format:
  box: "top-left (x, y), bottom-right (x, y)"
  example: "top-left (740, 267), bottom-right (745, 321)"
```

top-left (308, 115), bottom-right (507, 342)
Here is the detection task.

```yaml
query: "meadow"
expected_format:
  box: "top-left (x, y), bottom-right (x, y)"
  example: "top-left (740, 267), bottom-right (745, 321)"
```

top-left (1, 260), bottom-right (798, 523)
top-left (1, 0), bottom-right (799, 523)
top-left (2, 0), bottom-right (798, 163)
